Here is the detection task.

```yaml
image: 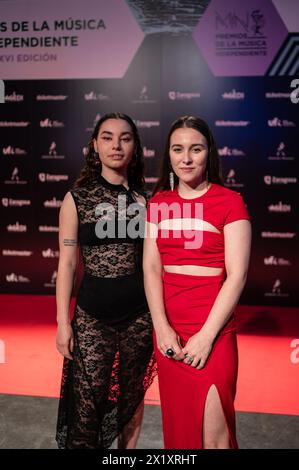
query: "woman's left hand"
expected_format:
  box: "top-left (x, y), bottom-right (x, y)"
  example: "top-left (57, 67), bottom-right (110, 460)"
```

top-left (181, 331), bottom-right (214, 369)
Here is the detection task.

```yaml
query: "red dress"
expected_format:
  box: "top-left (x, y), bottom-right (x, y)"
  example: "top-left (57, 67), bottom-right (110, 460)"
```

top-left (146, 183), bottom-right (250, 449)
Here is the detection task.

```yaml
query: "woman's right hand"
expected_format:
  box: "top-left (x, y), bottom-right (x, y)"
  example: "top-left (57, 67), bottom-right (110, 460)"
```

top-left (155, 324), bottom-right (185, 361)
top-left (56, 323), bottom-right (74, 360)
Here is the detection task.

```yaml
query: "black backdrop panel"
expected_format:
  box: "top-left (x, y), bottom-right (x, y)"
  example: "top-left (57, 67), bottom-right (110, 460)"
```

top-left (0, 1), bottom-right (298, 306)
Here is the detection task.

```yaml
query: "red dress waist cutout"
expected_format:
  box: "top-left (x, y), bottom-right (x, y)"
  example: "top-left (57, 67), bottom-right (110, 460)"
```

top-left (146, 183), bottom-right (250, 269)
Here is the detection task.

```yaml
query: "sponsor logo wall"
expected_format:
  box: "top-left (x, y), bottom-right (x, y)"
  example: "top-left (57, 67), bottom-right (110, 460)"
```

top-left (0, 0), bottom-right (298, 306)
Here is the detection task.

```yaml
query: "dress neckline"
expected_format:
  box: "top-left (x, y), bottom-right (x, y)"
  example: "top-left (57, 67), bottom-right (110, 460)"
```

top-left (97, 173), bottom-right (129, 192)
top-left (175, 182), bottom-right (214, 201)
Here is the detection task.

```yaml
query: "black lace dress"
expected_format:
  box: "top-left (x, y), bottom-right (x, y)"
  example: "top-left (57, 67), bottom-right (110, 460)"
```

top-left (55, 174), bottom-right (157, 449)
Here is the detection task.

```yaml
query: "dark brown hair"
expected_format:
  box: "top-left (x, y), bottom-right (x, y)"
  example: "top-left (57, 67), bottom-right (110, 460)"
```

top-left (153, 115), bottom-right (223, 194)
top-left (74, 112), bottom-right (145, 191)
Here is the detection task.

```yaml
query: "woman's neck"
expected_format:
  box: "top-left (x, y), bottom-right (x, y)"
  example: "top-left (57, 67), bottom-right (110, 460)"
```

top-left (100, 166), bottom-right (129, 189)
top-left (178, 178), bottom-right (210, 198)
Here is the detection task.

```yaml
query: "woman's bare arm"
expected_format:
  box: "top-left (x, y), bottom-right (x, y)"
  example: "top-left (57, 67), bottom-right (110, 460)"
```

top-left (56, 191), bottom-right (78, 359)
top-left (200, 219), bottom-right (252, 340)
top-left (143, 221), bottom-right (185, 360)
top-left (182, 219), bottom-right (252, 368)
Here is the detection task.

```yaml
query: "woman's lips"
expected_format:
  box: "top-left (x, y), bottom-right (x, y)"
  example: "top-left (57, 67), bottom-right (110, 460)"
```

top-left (109, 154), bottom-right (124, 160)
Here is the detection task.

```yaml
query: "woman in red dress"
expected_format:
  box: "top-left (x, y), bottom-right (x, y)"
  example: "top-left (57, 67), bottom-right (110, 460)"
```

top-left (143, 116), bottom-right (251, 449)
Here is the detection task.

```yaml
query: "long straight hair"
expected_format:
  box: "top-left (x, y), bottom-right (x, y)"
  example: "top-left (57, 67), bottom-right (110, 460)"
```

top-left (74, 112), bottom-right (145, 191)
top-left (153, 115), bottom-right (223, 195)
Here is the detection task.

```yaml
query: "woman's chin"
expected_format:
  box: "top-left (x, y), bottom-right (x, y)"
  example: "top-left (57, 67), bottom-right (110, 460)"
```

top-left (104, 160), bottom-right (129, 171)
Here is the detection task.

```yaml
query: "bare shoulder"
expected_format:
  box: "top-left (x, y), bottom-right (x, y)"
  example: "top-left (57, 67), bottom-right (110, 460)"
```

top-left (60, 191), bottom-right (77, 221)
top-left (61, 191), bottom-right (76, 209)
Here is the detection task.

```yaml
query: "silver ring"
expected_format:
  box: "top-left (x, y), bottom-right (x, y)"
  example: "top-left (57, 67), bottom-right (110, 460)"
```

top-left (185, 354), bottom-right (194, 363)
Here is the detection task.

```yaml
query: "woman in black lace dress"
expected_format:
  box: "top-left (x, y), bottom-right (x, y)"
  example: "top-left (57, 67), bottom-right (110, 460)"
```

top-left (55, 113), bottom-right (157, 449)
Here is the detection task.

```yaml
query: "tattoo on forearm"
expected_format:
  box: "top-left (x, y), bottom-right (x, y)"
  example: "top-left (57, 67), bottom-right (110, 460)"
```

top-left (63, 239), bottom-right (77, 246)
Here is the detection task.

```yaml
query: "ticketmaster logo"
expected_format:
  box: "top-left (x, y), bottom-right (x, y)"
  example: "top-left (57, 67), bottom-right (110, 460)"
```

top-left (39, 225), bottom-right (59, 232)
top-left (0, 121), bottom-right (30, 127)
top-left (36, 95), bottom-right (68, 101)
top-left (261, 231), bottom-right (296, 238)
top-left (215, 120), bottom-right (250, 127)
top-left (2, 249), bottom-right (33, 257)
top-left (265, 92), bottom-right (290, 99)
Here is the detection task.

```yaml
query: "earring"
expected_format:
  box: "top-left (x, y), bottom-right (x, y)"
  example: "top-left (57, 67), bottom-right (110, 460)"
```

top-left (169, 171), bottom-right (174, 191)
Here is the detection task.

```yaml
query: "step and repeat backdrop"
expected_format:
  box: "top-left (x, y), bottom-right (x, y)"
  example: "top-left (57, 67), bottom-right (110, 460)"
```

top-left (0, 0), bottom-right (298, 306)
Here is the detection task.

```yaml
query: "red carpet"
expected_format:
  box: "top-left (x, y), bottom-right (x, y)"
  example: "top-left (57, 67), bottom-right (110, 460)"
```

top-left (0, 295), bottom-right (298, 415)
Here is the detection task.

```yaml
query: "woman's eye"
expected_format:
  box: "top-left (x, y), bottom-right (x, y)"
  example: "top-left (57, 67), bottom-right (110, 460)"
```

top-left (102, 136), bottom-right (111, 141)
top-left (122, 138), bottom-right (131, 142)
top-left (173, 148), bottom-right (182, 152)
top-left (193, 148), bottom-right (201, 152)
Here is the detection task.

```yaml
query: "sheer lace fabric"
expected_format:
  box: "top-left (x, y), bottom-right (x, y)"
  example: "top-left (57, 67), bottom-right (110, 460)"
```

top-left (56, 176), bottom-right (157, 448)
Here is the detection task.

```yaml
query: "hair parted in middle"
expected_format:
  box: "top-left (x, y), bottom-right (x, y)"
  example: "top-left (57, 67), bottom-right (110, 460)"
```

top-left (74, 112), bottom-right (145, 192)
top-left (153, 115), bottom-right (223, 195)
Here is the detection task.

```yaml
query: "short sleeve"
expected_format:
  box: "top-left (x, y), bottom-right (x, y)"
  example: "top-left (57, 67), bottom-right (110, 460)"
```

top-left (224, 192), bottom-right (250, 226)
